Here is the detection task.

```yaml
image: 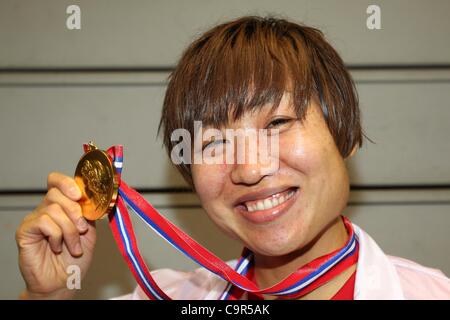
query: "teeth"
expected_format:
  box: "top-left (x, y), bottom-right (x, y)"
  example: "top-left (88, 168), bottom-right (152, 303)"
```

top-left (244, 189), bottom-right (296, 212)
top-left (272, 197), bottom-right (279, 206)
top-left (256, 201), bottom-right (265, 211)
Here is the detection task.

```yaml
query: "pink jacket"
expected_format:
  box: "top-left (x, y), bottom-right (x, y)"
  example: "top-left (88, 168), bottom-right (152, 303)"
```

top-left (114, 223), bottom-right (450, 300)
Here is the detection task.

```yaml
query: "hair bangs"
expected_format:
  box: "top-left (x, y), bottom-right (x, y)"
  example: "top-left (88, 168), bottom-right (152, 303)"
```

top-left (182, 17), bottom-right (313, 132)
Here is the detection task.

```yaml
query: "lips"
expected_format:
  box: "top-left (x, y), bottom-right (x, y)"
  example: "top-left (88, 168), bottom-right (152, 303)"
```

top-left (234, 187), bottom-right (299, 224)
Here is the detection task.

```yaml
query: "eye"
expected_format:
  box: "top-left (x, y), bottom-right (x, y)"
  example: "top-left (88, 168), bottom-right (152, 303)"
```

top-left (266, 117), bottom-right (292, 129)
top-left (202, 139), bottom-right (228, 151)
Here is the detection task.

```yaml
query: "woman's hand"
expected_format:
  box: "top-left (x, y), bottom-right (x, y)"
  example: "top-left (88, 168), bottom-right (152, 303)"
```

top-left (16, 172), bottom-right (97, 299)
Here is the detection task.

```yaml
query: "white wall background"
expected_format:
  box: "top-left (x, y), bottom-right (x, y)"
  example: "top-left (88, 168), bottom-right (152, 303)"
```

top-left (0, 0), bottom-right (449, 299)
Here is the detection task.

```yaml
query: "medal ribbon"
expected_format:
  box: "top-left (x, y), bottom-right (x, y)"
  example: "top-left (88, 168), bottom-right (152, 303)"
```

top-left (91, 144), bottom-right (359, 300)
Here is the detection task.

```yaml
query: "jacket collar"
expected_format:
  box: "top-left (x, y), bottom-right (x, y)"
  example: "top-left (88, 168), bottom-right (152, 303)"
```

top-left (352, 223), bottom-right (405, 299)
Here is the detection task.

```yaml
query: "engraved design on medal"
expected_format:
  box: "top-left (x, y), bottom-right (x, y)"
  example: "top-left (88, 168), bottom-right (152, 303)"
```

top-left (80, 159), bottom-right (111, 211)
top-left (74, 143), bottom-right (119, 221)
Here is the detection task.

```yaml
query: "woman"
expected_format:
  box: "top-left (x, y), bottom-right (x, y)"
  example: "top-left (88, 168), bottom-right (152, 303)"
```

top-left (16, 16), bottom-right (450, 300)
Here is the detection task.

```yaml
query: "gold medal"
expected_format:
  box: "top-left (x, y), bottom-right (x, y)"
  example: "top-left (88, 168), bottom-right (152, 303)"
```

top-left (74, 142), bottom-right (119, 220)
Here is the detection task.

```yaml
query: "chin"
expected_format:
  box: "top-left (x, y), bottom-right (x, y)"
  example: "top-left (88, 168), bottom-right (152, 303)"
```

top-left (243, 227), bottom-right (308, 257)
top-left (248, 240), bottom-right (303, 257)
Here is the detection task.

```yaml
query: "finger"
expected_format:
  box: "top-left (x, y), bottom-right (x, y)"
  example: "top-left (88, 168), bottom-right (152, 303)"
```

top-left (45, 203), bottom-right (83, 257)
top-left (18, 214), bottom-right (63, 254)
top-left (44, 187), bottom-right (88, 233)
top-left (47, 172), bottom-right (82, 201)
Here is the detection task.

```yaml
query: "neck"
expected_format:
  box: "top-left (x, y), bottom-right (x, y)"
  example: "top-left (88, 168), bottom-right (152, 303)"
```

top-left (253, 216), bottom-right (350, 299)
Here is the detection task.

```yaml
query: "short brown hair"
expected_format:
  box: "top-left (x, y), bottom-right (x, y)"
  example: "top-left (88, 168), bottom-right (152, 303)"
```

top-left (159, 15), bottom-right (366, 186)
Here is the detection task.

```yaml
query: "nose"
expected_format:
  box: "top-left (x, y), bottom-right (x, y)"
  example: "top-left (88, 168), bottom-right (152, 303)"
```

top-left (229, 134), bottom-right (278, 185)
top-left (231, 162), bottom-right (266, 185)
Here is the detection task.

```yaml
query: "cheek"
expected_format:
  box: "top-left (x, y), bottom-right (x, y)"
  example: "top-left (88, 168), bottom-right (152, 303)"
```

top-left (278, 130), bottom-right (322, 174)
top-left (284, 129), bottom-right (349, 216)
top-left (191, 164), bottom-right (240, 240)
top-left (191, 164), bottom-right (228, 203)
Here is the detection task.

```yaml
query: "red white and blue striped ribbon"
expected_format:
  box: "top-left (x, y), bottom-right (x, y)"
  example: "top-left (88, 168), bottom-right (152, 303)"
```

top-left (93, 144), bottom-right (359, 300)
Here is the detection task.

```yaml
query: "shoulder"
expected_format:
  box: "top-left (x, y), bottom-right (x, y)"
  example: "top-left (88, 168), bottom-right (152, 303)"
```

top-left (388, 255), bottom-right (450, 299)
top-left (112, 260), bottom-right (237, 300)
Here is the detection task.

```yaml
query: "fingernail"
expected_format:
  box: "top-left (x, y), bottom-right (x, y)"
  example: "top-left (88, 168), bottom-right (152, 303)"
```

top-left (74, 242), bottom-right (83, 255)
top-left (77, 217), bottom-right (89, 232)
top-left (69, 186), bottom-right (81, 199)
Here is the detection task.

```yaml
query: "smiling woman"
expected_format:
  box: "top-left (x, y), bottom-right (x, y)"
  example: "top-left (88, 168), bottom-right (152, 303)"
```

top-left (157, 15), bottom-right (450, 300)
top-left (15, 15), bottom-right (450, 300)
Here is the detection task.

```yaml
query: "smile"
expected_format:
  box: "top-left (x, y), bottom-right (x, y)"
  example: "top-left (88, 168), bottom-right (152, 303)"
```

top-left (245, 188), bottom-right (296, 212)
top-left (235, 187), bottom-right (299, 224)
